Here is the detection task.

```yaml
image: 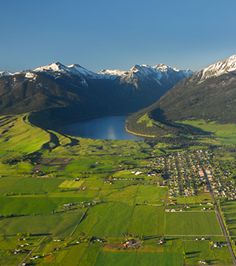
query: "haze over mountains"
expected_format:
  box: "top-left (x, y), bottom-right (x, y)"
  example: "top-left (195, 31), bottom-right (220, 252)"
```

top-left (0, 62), bottom-right (191, 123)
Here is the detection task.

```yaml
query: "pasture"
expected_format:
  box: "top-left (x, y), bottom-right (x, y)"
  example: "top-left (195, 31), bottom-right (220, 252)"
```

top-left (165, 211), bottom-right (222, 236)
top-left (0, 211), bottom-right (84, 237)
top-left (180, 119), bottom-right (236, 145)
top-left (0, 114), bottom-right (234, 265)
top-left (59, 179), bottom-right (84, 189)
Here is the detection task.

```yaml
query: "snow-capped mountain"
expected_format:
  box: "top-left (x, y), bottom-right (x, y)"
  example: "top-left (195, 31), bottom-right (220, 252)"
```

top-left (198, 54), bottom-right (236, 81)
top-left (34, 62), bottom-right (68, 73)
top-left (154, 64), bottom-right (192, 78)
top-left (101, 64), bottom-right (192, 78)
top-left (34, 62), bottom-right (99, 78)
top-left (0, 61), bottom-right (192, 87)
top-left (0, 71), bottom-right (12, 77)
top-left (0, 61), bottom-right (192, 117)
top-left (140, 54), bottom-right (236, 125)
top-left (31, 61), bottom-right (193, 88)
top-left (67, 64), bottom-right (100, 78)
top-left (33, 62), bottom-right (100, 86)
top-left (99, 69), bottom-right (127, 78)
top-left (99, 64), bottom-right (192, 87)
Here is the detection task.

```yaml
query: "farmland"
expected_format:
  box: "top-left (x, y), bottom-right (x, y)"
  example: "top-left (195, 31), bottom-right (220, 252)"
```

top-left (0, 114), bottom-right (236, 265)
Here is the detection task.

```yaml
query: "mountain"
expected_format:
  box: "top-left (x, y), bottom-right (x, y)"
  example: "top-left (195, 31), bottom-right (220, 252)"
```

top-left (0, 62), bottom-right (192, 126)
top-left (153, 54), bottom-right (236, 123)
top-left (197, 54), bottom-right (236, 81)
top-left (127, 54), bottom-right (236, 137)
top-left (34, 62), bottom-right (100, 85)
top-left (0, 71), bottom-right (12, 77)
top-left (100, 64), bottom-right (192, 88)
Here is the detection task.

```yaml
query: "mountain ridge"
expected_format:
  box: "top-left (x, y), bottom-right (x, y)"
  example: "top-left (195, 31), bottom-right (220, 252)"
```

top-left (0, 61), bottom-right (192, 82)
top-left (197, 54), bottom-right (236, 82)
top-left (0, 61), bottom-right (191, 127)
top-left (127, 54), bottom-right (236, 137)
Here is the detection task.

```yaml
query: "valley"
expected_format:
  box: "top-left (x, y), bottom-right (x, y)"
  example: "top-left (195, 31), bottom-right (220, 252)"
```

top-left (0, 114), bottom-right (236, 265)
top-left (2, 1), bottom-right (236, 265)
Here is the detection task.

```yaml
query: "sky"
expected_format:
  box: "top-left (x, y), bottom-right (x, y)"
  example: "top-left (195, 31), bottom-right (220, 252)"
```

top-left (1, 0), bottom-right (236, 72)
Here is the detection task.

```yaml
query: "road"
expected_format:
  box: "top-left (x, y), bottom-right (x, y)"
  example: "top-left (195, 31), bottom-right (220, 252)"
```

top-left (204, 169), bottom-right (236, 265)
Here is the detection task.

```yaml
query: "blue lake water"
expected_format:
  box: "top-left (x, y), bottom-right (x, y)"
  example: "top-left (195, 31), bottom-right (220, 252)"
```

top-left (61, 116), bottom-right (140, 140)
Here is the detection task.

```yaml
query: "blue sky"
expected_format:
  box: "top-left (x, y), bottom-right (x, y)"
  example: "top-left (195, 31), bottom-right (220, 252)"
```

top-left (1, 0), bottom-right (236, 72)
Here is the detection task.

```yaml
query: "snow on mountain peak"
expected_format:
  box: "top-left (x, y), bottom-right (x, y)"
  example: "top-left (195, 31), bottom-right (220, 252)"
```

top-left (33, 62), bottom-right (99, 80)
top-left (0, 71), bottom-right (13, 77)
top-left (98, 69), bottom-right (127, 79)
top-left (199, 54), bottom-right (236, 81)
top-left (1, 61), bottom-right (192, 86)
top-left (67, 64), bottom-right (98, 78)
top-left (154, 64), bottom-right (172, 72)
top-left (130, 64), bottom-right (192, 78)
top-left (99, 64), bottom-right (192, 82)
top-left (130, 64), bottom-right (155, 75)
top-left (25, 72), bottom-right (37, 80)
top-left (154, 64), bottom-right (192, 77)
top-left (34, 62), bottom-right (68, 73)
top-left (100, 64), bottom-right (166, 78)
top-left (131, 64), bottom-right (149, 71)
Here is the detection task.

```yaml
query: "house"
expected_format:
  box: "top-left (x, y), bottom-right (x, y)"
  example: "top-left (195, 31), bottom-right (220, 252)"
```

top-left (122, 239), bottom-right (140, 249)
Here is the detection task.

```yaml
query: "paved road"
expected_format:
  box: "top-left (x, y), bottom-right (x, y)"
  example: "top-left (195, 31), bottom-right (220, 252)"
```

top-left (204, 170), bottom-right (236, 265)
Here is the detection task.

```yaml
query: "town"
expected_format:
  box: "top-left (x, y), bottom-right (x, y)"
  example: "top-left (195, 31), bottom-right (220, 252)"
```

top-left (150, 149), bottom-right (236, 201)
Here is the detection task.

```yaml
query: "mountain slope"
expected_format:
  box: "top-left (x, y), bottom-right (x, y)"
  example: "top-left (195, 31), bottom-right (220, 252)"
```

top-left (0, 62), bottom-right (192, 125)
top-left (154, 55), bottom-right (236, 123)
top-left (0, 69), bottom-right (84, 114)
top-left (197, 54), bottom-right (236, 81)
top-left (127, 54), bottom-right (236, 137)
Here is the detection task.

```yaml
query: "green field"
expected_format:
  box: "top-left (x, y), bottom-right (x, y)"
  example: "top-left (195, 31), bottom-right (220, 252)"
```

top-left (0, 211), bottom-right (84, 237)
top-left (128, 206), bottom-right (165, 236)
top-left (76, 202), bottom-right (134, 237)
top-left (221, 201), bottom-right (236, 243)
top-left (95, 250), bottom-right (183, 266)
top-left (59, 180), bottom-right (84, 189)
top-left (0, 176), bottom-right (62, 195)
top-left (180, 119), bottom-right (236, 144)
top-left (0, 114), bottom-right (235, 265)
top-left (165, 212), bottom-right (222, 236)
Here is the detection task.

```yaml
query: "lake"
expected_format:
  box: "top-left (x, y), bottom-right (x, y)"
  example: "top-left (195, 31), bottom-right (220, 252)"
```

top-left (60, 116), bottom-right (140, 140)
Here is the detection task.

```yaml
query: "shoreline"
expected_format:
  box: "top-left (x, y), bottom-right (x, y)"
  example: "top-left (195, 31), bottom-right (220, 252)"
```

top-left (125, 124), bottom-right (156, 138)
